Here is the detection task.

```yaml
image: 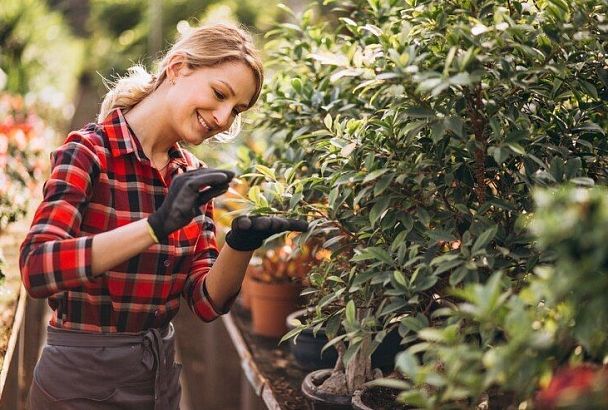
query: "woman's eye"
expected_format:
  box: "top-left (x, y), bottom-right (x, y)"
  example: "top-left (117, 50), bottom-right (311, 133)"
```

top-left (214, 90), bottom-right (225, 100)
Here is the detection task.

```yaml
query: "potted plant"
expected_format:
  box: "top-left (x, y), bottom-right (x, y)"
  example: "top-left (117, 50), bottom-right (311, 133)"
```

top-left (243, 0), bottom-right (608, 407)
top-left (286, 306), bottom-right (402, 373)
top-left (246, 237), bottom-right (312, 338)
top-left (216, 183), bottom-right (313, 337)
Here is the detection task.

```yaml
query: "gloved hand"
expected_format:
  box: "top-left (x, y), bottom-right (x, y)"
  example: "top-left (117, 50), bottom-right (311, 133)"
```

top-left (225, 216), bottom-right (309, 251)
top-left (148, 168), bottom-right (234, 241)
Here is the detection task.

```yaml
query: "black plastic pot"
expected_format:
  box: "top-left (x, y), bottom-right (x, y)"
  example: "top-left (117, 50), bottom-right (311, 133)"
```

top-left (287, 309), bottom-right (403, 372)
top-left (286, 310), bottom-right (338, 370)
top-left (301, 369), bottom-right (353, 410)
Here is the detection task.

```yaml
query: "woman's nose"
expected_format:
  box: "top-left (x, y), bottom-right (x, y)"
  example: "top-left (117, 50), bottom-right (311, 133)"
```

top-left (212, 106), bottom-right (232, 130)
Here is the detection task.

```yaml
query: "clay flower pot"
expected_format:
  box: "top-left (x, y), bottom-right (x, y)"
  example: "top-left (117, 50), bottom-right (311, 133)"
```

top-left (248, 277), bottom-right (302, 338)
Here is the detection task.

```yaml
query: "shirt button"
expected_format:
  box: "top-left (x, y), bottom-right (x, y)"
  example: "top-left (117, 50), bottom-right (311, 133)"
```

top-left (163, 259), bottom-right (170, 267)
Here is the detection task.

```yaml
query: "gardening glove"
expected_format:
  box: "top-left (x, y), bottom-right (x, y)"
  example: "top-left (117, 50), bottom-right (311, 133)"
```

top-left (148, 168), bottom-right (234, 241)
top-left (225, 216), bottom-right (309, 251)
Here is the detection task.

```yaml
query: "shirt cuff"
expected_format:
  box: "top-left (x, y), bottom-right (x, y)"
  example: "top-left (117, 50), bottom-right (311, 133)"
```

top-left (201, 278), bottom-right (240, 317)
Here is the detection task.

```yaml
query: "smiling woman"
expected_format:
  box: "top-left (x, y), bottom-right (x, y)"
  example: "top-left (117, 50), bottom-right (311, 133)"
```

top-left (18, 23), bottom-right (308, 410)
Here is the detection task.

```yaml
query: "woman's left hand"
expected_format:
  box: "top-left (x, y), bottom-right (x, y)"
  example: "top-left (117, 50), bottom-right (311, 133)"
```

top-left (224, 216), bottom-right (309, 251)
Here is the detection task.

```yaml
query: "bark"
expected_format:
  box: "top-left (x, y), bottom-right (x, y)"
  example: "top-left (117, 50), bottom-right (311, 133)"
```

top-left (466, 85), bottom-right (488, 204)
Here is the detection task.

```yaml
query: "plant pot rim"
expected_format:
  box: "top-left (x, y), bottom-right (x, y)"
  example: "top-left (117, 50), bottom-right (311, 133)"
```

top-left (249, 275), bottom-right (302, 285)
top-left (352, 384), bottom-right (411, 410)
top-left (351, 388), bottom-right (369, 410)
top-left (286, 308), bottom-right (325, 331)
top-left (301, 368), bottom-right (352, 406)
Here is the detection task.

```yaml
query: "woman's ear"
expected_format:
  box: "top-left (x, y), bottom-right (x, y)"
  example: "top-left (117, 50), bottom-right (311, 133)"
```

top-left (166, 53), bottom-right (191, 83)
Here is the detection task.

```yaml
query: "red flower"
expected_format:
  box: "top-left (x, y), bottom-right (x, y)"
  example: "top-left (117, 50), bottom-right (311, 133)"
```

top-left (536, 364), bottom-right (608, 409)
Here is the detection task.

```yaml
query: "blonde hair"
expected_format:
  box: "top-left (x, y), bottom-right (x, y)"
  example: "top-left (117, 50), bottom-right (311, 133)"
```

top-left (98, 23), bottom-right (264, 141)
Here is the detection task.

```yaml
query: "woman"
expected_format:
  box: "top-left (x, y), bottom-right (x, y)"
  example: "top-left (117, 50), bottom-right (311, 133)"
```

top-left (19, 23), bottom-right (307, 409)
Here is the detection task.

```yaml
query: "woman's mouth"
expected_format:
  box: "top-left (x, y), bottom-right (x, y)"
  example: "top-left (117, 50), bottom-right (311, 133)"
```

top-left (196, 112), bottom-right (211, 132)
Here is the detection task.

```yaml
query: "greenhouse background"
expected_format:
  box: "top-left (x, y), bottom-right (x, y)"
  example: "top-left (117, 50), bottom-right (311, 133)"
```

top-left (1, 0), bottom-right (608, 409)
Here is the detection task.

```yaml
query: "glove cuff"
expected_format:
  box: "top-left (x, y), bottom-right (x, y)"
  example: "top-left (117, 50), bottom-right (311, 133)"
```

top-left (147, 213), bottom-right (167, 242)
top-left (225, 230), bottom-right (261, 251)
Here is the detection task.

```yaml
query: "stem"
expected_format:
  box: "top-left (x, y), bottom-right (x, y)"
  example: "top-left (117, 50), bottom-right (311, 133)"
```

top-left (466, 84), bottom-right (488, 204)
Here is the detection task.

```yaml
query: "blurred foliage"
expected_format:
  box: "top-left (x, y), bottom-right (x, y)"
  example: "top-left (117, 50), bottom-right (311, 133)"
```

top-left (0, 93), bottom-right (52, 230)
top-left (83, 0), bottom-right (282, 98)
top-left (393, 186), bottom-right (608, 408)
top-left (0, 0), bottom-right (85, 127)
top-left (239, 0), bottom-right (608, 399)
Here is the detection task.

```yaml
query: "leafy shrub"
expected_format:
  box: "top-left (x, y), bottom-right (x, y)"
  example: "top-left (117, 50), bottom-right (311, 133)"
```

top-left (240, 0), bottom-right (607, 396)
top-left (392, 186), bottom-right (608, 407)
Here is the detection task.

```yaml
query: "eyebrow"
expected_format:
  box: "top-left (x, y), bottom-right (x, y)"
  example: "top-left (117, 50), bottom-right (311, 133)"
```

top-left (218, 80), bottom-right (249, 109)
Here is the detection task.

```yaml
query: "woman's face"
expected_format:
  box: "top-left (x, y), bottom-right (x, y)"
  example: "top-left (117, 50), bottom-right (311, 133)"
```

top-left (167, 60), bottom-right (257, 144)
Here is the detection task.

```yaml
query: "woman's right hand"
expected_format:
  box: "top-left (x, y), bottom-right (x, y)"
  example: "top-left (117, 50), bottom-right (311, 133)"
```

top-left (147, 168), bottom-right (234, 240)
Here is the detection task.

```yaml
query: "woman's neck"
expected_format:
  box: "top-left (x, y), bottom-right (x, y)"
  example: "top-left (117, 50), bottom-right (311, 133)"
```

top-left (124, 88), bottom-right (176, 161)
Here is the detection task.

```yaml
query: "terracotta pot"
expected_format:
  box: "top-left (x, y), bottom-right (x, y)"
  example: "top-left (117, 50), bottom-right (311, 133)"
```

top-left (301, 369), bottom-right (353, 410)
top-left (239, 260), bottom-right (264, 310)
top-left (248, 278), bottom-right (302, 338)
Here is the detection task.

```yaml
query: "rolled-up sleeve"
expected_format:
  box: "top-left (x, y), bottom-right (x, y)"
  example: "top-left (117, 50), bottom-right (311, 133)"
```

top-left (182, 200), bottom-right (237, 322)
top-left (19, 134), bottom-right (101, 298)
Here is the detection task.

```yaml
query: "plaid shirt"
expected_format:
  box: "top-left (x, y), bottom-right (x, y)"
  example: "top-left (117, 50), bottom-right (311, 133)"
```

top-left (19, 109), bottom-right (229, 333)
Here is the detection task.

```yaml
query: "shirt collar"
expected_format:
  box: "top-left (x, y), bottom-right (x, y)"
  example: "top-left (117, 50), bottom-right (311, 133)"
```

top-left (101, 108), bottom-right (189, 169)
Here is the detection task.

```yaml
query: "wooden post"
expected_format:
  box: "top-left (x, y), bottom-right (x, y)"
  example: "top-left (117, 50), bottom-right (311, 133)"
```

top-left (0, 286), bottom-right (27, 409)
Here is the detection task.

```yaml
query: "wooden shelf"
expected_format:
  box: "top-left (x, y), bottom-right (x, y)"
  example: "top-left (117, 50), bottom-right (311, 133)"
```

top-left (222, 305), bottom-right (311, 410)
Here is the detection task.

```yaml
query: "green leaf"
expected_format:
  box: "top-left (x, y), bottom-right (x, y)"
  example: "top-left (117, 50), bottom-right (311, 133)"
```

top-left (374, 174), bottom-right (394, 196)
top-left (363, 169), bottom-right (390, 183)
top-left (352, 247), bottom-right (393, 265)
top-left (431, 121), bottom-right (446, 144)
top-left (449, 266), bottom-right (470, 286)
top-left (395, 350), bottom-right (419, 378)
top-left (393, 270), bottom-right (407, 287)
top-left (472, 226), bottom-right (498, 254)
top-left (321, 334), bottom-right (347, 354)
top-left (370, 196), bottom-right (391, 226)
top-left (400, 314), bottom-right (428, 333)
top-left (433, 259), bottom-right (464, 275)
top-left (324, 113), bottom-right (333, 130)
top-left (346, 300), bottom-right (356, 325)
top-left (507, 143), bottom-right (526, 155)
top-left (255, 164), bottom-right (276, 181)
top-left (343, 340), bottom-right (362, 365)
top-left (291, 78), bottom-right (303, 94)
top-left (403, 106), bottom-right (436, 118)
top-left (580, 80), bottom-right (598, 99)
top-left (444, 116), bottom-right (465, 138)
top-left (565, 158), bottom-right (582, 179)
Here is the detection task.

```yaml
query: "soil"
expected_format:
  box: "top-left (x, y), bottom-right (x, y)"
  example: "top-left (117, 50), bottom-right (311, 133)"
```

top-left (231, 303), bottom-right (312, 409)
top-left (361, 386), bottom-right (412, 410)
top-left (318, 370), bottom-right (348, 395)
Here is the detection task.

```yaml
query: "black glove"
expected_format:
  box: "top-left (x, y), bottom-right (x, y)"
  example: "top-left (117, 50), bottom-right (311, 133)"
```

top-left (225, 216), bottom-right (309, 251)
top-left (148, 168), bottom-right (234, 240)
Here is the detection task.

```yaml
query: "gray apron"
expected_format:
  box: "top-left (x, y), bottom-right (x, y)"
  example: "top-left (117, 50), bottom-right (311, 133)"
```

top-left (28, 323), bottom-right (181, 410)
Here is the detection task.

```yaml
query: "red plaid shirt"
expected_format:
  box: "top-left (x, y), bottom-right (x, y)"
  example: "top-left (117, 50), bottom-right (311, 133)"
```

top-left (20, 108), bottom-right (229, 333)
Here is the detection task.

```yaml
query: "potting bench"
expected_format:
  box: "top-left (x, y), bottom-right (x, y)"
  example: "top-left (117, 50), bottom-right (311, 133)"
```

top-left (222, 304), bottom-right (311, 410)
